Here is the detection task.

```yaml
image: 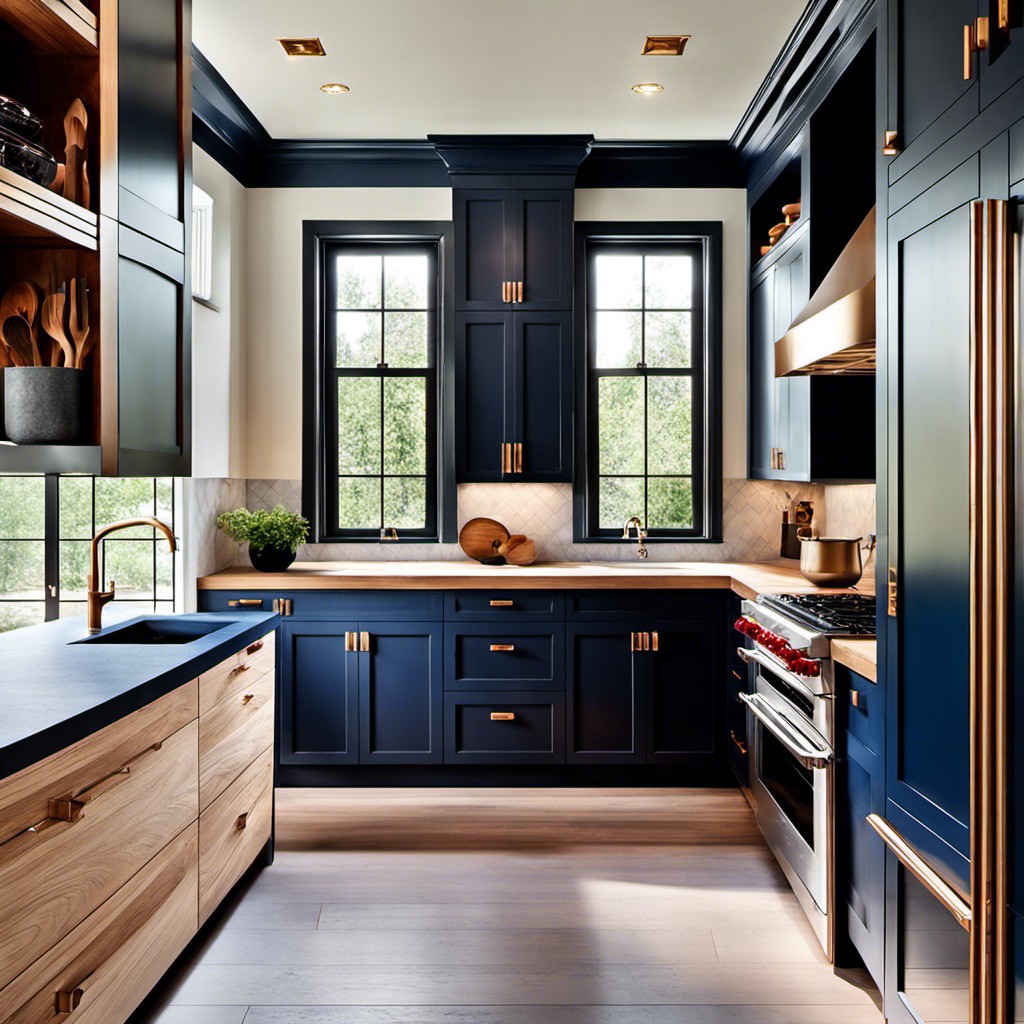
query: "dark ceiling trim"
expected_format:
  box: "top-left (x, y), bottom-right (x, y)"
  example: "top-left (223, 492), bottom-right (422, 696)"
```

top-left (191, 47), bottom-right (744, 190)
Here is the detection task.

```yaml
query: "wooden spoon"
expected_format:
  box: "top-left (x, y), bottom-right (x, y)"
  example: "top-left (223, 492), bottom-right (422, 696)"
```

top-left (70, 278), bottom-right (92, 367)
top-left (63, 100), bottom-right (87, 205)
top-left (1, 284), bottom-right (40, 365)
top-left (42, 293), bottom-right (75, 367)
top-left (2, 316), bottom-right (36, 367)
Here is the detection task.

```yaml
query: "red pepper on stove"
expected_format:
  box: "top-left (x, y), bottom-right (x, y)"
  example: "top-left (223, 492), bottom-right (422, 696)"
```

top-left (733, 616), bottom-right (821, 678)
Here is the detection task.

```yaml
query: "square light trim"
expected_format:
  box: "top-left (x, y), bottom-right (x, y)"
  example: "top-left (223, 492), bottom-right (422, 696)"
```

top-left (278, 37), bottom-right (327, 57)
top-left (642, 35), bottom-right (690, 56)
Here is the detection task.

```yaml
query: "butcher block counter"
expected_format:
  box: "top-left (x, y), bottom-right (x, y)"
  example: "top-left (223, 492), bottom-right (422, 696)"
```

top-left (198, 559), bottom-right (876, 600)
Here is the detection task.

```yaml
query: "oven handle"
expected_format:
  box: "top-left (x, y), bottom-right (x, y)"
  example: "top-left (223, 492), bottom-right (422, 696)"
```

top-left (736, 646), bottom-right (832, 699)
top-left (738, 692), bottom-right (834, 770)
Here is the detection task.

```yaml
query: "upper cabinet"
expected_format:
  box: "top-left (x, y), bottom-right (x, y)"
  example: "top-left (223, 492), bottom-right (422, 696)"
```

top-left (0, 0), bottom-right (190, 476)
top-left (454, 188), bottom-right (573, 311)
top-left (746, 41), bottom-right (876, 484)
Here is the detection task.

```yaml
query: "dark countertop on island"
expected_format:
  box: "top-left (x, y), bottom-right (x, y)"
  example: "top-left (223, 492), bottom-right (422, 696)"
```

top-left (0, 609), bottom-right (279, 782)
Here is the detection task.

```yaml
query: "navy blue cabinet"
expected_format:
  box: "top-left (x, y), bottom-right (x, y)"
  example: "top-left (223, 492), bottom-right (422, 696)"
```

top-left (455, 311), bottom-right (572, 482)
top-left (279, 620), bottom-right (359, 765)
top-left (454, 189), bottom-right (573, 311)
top-left (445, 623), bottom-right (564, 691)
top-left (444, 691), bottom-right (566, 764)
top-left (359, 622), bottom-right (443, 764)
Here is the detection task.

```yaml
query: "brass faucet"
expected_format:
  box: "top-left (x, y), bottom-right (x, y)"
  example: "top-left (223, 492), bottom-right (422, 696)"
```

top-left (622, 516), bottom-right (649, 559)
top-left (87, 517), bottom-right (176, 634)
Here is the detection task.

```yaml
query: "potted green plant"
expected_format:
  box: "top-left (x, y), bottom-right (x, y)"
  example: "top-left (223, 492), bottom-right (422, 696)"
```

top-left (217, 505), bottom-right (309, 573)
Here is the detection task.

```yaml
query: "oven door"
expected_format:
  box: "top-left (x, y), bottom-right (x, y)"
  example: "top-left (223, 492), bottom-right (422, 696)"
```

top-left (740, 671), bottom-right (833, 922)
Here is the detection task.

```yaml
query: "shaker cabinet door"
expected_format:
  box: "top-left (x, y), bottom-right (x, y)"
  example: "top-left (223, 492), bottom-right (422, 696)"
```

top-left (454, 190), bottom-right (513, 309)
top-left (512, 190), bottom-right (574, 310)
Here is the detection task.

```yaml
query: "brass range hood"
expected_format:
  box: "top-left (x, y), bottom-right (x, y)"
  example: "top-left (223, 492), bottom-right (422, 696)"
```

top-left (774, 206), bottom-right (876, 376)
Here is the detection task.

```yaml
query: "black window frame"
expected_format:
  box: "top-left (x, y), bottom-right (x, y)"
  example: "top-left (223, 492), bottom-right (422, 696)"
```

top-left (573, 221), bottom-right (723, 543)
top-left (302, 221), bottom-right (457, 544)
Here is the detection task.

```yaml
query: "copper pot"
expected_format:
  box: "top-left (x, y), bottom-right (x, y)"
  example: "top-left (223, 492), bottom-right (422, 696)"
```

top-left (798, 536), bottom-right (866, 587)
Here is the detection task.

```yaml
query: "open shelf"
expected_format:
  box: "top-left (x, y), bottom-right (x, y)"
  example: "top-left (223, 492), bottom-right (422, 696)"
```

top-left (0, 167), bottom-right (98, 249)
top-left (0, 0), bottom-right (97, 55)
top-left (750, 152), bottom-right (802, 270)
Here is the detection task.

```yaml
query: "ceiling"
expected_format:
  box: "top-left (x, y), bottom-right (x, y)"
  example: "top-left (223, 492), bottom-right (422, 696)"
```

top-left (192, 0), bottom-right (808, 142)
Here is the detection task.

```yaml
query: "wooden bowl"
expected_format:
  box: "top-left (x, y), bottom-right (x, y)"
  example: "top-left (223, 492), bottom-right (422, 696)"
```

top-left (782, 202), bottom-right (801, 224)
top-left (459, 517), bottom-right (510, 562)
top-left (505, 538), bottom-right (536, 566)
top-left (760, 245), bottom-right (773, 257)
top-left (768, 222), bottom-right (788, 244)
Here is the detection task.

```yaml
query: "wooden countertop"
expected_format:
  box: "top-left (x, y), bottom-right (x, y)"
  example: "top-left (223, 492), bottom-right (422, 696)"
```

top-left (830, 638), bottom-right (878, 683)
top-left (199, 559), bottom-right (876, 600)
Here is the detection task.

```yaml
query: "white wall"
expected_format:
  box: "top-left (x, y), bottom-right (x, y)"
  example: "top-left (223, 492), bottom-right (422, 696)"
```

top-left (192, 147), bottom-right (248, 479)
top-left (244, 188), bottom-right (453, 479)
top-left (242, 185), bottom-right (748, 480)
top-left (574, 188), bottom-right (748, 478)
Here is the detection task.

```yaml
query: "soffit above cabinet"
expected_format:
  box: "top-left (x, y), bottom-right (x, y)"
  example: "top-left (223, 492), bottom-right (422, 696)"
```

top-left (192, 0), bottom-right (805, 140)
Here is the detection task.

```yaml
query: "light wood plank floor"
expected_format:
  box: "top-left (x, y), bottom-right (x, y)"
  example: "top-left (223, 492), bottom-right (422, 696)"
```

top-left (135, 788), bottom-right (883, 1024)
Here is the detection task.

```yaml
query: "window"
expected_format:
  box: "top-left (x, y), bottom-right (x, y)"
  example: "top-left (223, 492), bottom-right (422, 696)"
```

top-left (304, 222), bottom-right (454, 543)
top-left (0, 476), bottom-right (176, 632)
top-left (574, 223), bottom-right (722, 542)
top-left (192, 185), bottom-right (214, 303)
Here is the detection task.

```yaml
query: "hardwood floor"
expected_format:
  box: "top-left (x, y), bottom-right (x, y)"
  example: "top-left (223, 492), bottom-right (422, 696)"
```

top-left (134, 788), bottom-right (882, 1024)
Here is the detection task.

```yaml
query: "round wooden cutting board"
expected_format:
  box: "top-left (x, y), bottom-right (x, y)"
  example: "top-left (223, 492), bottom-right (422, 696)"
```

top-left (459, 517), bottom-right (510, 562)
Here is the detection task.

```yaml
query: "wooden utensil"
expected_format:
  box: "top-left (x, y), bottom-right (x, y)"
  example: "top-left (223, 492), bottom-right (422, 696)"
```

top-left (42, 292), bottom-right (75, 367)
top-left (69, 278), bottom-right (91, 367)
top-left (459, 517), bottom-right (510, 563)
top-left (2, 316), bottom-right (36, 367)
top-left (505, 538), bottom-right (537, 567)
top-left (1, 283), bottom-right (41, 365)
top-left (62, 100), bottom-right (87, 206)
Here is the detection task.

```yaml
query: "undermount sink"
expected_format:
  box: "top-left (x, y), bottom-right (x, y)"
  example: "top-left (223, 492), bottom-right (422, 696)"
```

top-left (75, 618), bottom-right (226, 645)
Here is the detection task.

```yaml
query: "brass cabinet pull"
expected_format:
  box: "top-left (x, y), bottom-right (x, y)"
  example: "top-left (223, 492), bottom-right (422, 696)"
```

top-left (229, 598), bottom-right (263, 608)
top-left (490, 712), bottom-right (515, 721)
top-left (513, 442), bottom-right (523, 473)
top-left (850, 690), bottom-right (861, 708)
top-left (630, 632), bottom-right (638, 652)
top-left (642, 632), bottom-right (651, 651)
top-left (964, 17), bottom-right (989, 80)
top-left (501, 442), bottom-right (513, 474)
top-left (887, 567), bottom-right (898, 617)
top-left (246, 639), bottom-right (265, 656)
top-left (241, 693), bottom-right (255, 705)
top-left (360, 631), bottom-right (371, 653)
top-left (651, 631), bottom-right (659, 652)
top-left (489, 644), bottom-right (515, 652)
top-left (272, 598), bottom-right (294, 616)
top-left (344, 631), bottom-right (357, 652)
top-left (229, 663), bottom-right (251, 680)
top-left (882, 130), bottom-right (899, 156)
top-left (730, 669), bottom-right (744, 682)
top-left (502, 281), bottom-right (509, 303)
top-left (517, 281), bottom-right (524, 303)
top-left (729, 729), bottom-right (747, 756)
top-left (866, 814), bottom-right (971, 929)
top-left (55, 971), bottom-right (95, 1015)
top-left (489, 599), bottom-right (514, 607)
top-left (235, 812), bottom-right (248, 831)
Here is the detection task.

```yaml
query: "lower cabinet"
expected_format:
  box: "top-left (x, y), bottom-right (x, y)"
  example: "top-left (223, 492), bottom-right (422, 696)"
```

top-left (279, 618), bottom-right (443, 766)
top-left (444, 691), bottom-right (566, 764)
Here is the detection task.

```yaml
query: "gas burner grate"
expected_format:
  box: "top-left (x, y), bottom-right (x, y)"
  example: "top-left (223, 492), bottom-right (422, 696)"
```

top-left (760, 593), bottom-right (876, 635)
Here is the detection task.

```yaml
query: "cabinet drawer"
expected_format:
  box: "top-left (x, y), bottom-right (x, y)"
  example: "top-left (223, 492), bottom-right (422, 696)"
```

top-left (200, 590), bottom-right (443, 620)
top-left (445, 623), bottom-right (564, 690)
top-left (0, 821), bottom-right (198, 1024)
top-left (567, 590), bottom-right (725, 620)
top-left (199, 630), bottom-right (275, 715)
top-left (199, 746), bottom-right (273, 924)
top-left (0, 689), bottom-right (198, 992)
top-left (444, 691), bottom-right (565, 764)
top-left (199, 667), bottom-right (274, 812)
top-left (841, 667), bottom-right (880, 756)
top-left (444, 591), bottom-right (564, 620)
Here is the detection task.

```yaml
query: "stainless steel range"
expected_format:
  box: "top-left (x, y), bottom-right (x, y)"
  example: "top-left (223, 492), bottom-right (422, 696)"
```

top-left (733, 592), bottom-right (875, 962)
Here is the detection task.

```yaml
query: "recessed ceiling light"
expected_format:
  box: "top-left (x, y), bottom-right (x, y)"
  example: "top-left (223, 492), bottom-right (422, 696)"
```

top-left (631, 82), bottom-right (665, 94)
top-left (642, 35), bottom-right (690, 56)
top-left (278, 37), bottom-right (326, 57)
top-left (320, 82), bottom-right (350, 94)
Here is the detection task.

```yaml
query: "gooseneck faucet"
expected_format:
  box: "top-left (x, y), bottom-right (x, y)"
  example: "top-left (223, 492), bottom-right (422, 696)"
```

top-left (87, 517), bottom-right (176, 633)
top-left (622, 516), bottom-right (649, 559)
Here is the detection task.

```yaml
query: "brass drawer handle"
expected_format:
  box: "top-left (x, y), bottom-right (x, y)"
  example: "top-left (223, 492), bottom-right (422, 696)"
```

top-left (489, 599), bottom-right (514, 607)
top-left (229, 598), bottom-right (263, 608)
top-left (517, 281), bottom-right (524, 303)
top-left (272, 598), bottom-right (294, 616)
top-left (229, 663), bottom-right (251, 679)
top-left (490, 712), bottom-right (515, 721)
top-left (241, 693), bottom-right (255, 705)
top-left (48, 741), bottom-right (164, 823)
top-left (490, 644), bottom-right (515, 652)
top-left (513, 442), bottom-right (523, 473)
top-left (729, 729), bottom-right (748, 756)
top-left (730, 669), bottom-right (744, 682)
top-left (235, 812), bottom-right (249, 831)
top-left (56, 970), bottom-right (95, 1015)
top-left (246, 639), bottom-right (265, 656)
top-left (850, 689), bottom-right (861, 708)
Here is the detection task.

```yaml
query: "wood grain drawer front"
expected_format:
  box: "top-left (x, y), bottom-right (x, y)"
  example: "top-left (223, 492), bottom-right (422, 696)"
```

top-left (199, 746), bottom-right (273, 924)
top-left (199, 631), bottom-right (275, 716)
top-left (199, 667), bottom-right (274, 812)
top-left (444, 591), bottom-right (564, 620)
top-left (445, 624), bottom-right (564, 691)
top-left (0, 821), bottom-right (198, 1024)
top-left (0, 716), bottom-right (198, 992)
top-left (444, 692), bottom-right (565, 764)
top-left (0, 679), bottom-right (197, 848)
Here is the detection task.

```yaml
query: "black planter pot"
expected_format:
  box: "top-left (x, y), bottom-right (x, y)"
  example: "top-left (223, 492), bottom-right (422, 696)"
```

top-left (248, 545), bottom-right (296, 573)
top-left (4, 367), bottom-right (88, 444)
